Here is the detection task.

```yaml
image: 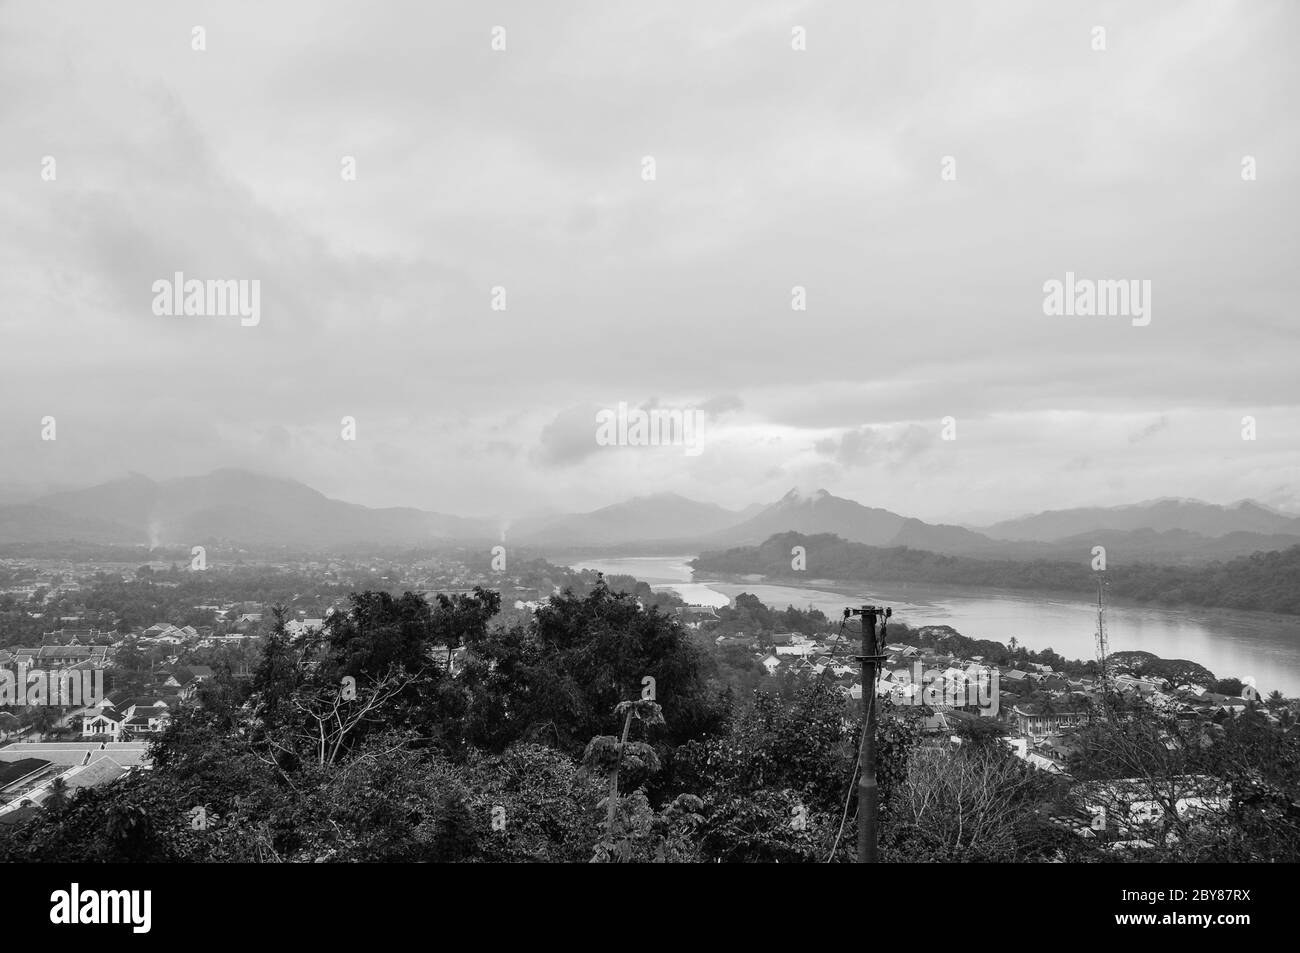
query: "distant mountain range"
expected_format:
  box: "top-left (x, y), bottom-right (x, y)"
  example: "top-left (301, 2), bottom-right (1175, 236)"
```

top-left (0, 470), bottom-right (1296, 565)
top-left (690, 488), bottom-right (1300, 564)
top-left (0, 470), bottom-right (495, 549)
top-left (703, 488), bottom-right (993, 552)
top-left (979, 498), bottom-right (1300, 541)
top-left (511, 493), bottom-right (761, 547)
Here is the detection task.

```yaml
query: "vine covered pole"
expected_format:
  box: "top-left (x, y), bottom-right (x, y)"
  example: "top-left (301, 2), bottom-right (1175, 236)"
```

top-left (847, 604), bottom-right (891, 863)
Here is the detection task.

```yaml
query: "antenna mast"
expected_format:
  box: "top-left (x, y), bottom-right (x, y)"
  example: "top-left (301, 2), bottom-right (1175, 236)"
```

top-left (1095, 570), bottom-right (1110, 691)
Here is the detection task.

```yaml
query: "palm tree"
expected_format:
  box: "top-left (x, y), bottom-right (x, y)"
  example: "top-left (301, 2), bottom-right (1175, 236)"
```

top-left (583, 698), bottom-right (664, 860)
top-left (46, 776), bottom-right (70, 814)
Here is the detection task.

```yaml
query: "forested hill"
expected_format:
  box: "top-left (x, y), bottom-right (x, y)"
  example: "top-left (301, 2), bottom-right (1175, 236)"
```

top-left (691, 533), bottom-right (1300, 616)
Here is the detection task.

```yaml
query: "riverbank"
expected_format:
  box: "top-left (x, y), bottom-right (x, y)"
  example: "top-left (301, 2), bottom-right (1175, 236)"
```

top-left (568, 555), bottom-right (1300, 694)
top-left (693, 571), bottom-right (1300, 629)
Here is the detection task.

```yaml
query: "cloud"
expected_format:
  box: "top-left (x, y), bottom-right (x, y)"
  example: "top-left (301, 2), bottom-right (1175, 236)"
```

top-left (0, 1), bottom-right (1297, 522)
top-left (532, 405), bottom-right (602, 468)
top-left (699, 394), bottom-right (745, 418)
top-left (814, 424), bottom-right (933, 470)
top-left (261, 425), bottom-right (292, 454)
top-left (1128, 416), bottom-right (1169, 444)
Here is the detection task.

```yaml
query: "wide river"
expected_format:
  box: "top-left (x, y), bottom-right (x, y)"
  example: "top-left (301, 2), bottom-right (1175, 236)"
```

top-left (569, 555), bottom-right (1300, 696)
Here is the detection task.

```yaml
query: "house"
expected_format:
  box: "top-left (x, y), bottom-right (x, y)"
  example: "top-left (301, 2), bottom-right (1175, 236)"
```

top-left (1002, 738), bottom-right (1065, 773)
top-left (85, 696), bottom-right (177, 738)
top-left (284, 619), bottom-right (324, 638)
top-left (1113, 674), bottom-right (1161, 696)
top-left (1001, 669), bottom-right (1032, 692)
top-left (678, 606), bottom-right (718, 622)
top-left (811, 654), bottom-right (840, 676)
top-left (1074, 776), bottom-right (1229, 835)
top-left (5, 645), bottom-right (111, 670)
top-left (122, 699), bottom-right (174, 734)
top-left (0, 758), bottom-right (53, 793)
top-left (430, 645), bottom-right (474, 677)
top-left (1012, 704), bottom-right (1087, 739)
top-left (1, 755), bottom-right (134, 815)
top-left (62, 756), bottom-right (130, 791)
top-left (82, 709), bottom-right (126, 740)
top-left (760, 653), bottom-right (782, 676)
top-left (158, 666), bottom-right (211, 698)
top-left (715, 635), bottom-right (755, 653)
top-left (42, 628), bottom-right (110, 644)
top-left (881, 679), bottom-right (921, 703)
top-left (775, 643), bottom-right (815, 657)
top-left (158, 668), bottom-right (192, 692)
top-left (791, 654), bottom-right (818, 673)
top-left (203, 634), bottom-right (252, 646)
top-left (123, 714), bottom-right (166, 734)
top-left (1041, 675), bottom-right (1071, 693)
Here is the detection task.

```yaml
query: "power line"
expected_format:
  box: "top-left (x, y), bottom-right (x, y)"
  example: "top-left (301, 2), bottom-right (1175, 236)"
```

top-left (826, 724), bottom-right (863, 862)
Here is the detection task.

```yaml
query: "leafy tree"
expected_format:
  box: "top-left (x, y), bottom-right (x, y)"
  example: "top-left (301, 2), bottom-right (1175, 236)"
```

top-left (1213, 677), bottom-right (1245, 696)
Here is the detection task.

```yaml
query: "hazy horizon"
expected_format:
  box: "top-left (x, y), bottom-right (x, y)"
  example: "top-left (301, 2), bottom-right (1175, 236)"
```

top-left (3, 465), bottom-right (1298, 527)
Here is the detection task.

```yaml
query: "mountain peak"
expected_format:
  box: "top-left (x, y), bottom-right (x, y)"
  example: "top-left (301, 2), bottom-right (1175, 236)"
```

top-left (781, 487), bottom-right (833, 504)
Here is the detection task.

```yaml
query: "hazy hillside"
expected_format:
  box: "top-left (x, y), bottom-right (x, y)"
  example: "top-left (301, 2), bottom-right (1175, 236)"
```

top-left (707, 489), bottom-right (912, 546)
top-left (4, 473), bottom-right (1297, 565)
top-left (516, 492), bottom-right (751, 546)
top-left (706, 491), bottom-right (1300, 564)
top-left (0, 469), bottom-right (496, 548)
top-left (692, 531), bottom-right (1300, 615)
top-left (0, 504), bottom-right (138, 545)
top-left (982, 498), bottom-right (1300, 541)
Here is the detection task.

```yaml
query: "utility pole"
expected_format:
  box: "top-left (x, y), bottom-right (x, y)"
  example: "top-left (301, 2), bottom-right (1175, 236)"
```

top-left (1095, 570), bottom-right (1110, 694)
top-left (846, 603), bottom-right (891, 863)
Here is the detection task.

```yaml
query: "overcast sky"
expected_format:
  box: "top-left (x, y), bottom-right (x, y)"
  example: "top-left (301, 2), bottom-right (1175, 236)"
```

top-left (1, 0), bottom-right (1297, 524)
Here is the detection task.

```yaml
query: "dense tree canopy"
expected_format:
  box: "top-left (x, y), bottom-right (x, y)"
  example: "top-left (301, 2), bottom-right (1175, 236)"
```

top-left (1, 577), bottom-right (1296, 863)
